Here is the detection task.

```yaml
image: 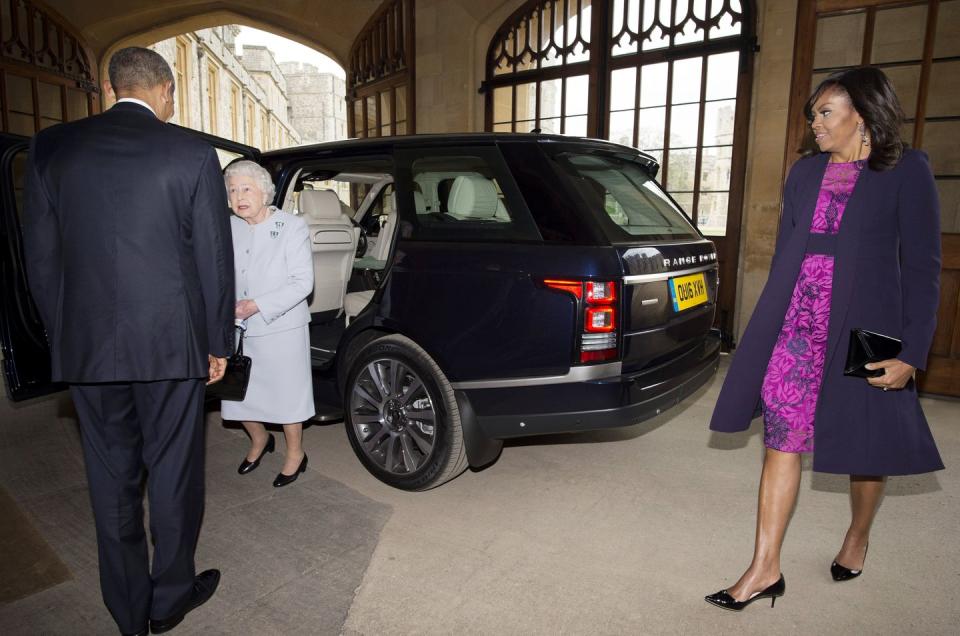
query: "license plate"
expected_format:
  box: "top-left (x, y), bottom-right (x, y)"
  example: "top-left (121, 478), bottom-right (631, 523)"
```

top-left (669, 272), bottom-right (708, 312)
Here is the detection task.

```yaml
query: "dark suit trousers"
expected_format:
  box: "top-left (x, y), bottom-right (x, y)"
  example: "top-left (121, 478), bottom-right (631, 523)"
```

top-left (70, 379), bottom-right (206, 633)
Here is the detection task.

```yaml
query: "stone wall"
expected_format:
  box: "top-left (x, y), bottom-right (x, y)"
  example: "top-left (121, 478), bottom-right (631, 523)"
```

top-left (279, 62), bottom-right (347, 143)
top-left (732, 0), bottom-right (798, 338)
top-left (414, 0), bottom-right (479, 133)
top-left (239, 45), bottom-right (289, 114)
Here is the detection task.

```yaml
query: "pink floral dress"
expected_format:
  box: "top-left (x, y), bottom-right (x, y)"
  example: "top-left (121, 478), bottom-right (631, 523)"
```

top-left (762, 161), bottom-right (864, 453)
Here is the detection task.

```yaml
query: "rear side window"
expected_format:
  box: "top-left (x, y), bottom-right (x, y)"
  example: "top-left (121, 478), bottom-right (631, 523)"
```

top-left (401, 152), bottom-right (541, 242)
top-left (500, 142), bottom-right (602, 244)
top-left (553, 152), bottom-right (699, 243)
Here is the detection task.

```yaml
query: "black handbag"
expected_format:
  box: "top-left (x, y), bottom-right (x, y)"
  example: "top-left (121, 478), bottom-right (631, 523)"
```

top-left (843, 328), bottom-right (902, 378)
top-left (206, 326), bottom-right (252, 401)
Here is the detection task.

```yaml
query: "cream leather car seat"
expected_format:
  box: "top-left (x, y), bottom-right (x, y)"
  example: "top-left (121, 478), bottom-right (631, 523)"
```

top-left (300, 189), bottom-right (358, 314)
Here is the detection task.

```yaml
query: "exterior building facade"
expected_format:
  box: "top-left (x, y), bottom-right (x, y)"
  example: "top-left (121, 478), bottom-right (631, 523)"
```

top-left (150, 26), bottom-right (302, 151)
top-left (279, 61), bottom-right (347, 143)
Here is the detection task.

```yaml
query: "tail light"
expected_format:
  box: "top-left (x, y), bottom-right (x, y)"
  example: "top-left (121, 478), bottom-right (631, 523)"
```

top-left (542, 279), bottom-right (619, 364)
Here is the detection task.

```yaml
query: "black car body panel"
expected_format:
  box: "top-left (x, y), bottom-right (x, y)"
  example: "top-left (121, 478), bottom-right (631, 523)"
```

top-left (379, 241), bottom-right (625, 380)
top-left (462, 332), bottom-right (721, 439)
top-left (0, 133), bottom-right (64, 401)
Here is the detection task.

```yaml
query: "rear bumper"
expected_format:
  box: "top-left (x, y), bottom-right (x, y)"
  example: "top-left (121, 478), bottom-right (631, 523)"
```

top-left (462, 333), bottom-right (721, 439)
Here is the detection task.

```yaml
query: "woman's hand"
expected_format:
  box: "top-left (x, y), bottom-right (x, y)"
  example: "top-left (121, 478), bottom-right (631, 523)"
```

top-left (235, 299), bottom-right (259, 320)
top-left (865, 358), bottom-right (915, 391)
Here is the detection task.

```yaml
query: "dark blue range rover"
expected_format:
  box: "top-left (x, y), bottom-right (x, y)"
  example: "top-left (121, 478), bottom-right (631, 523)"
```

top-left (1, 132), bottom-right (720, 490)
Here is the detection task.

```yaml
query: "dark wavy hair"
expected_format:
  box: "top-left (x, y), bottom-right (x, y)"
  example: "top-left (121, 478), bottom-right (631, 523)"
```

top-left (803, 66), bottom-right (905, 171)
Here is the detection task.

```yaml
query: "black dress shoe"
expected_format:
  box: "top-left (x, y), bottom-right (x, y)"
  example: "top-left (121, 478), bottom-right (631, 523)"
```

top-left (238, 434), bottom-right (275, 475)
top-left (149, 569), bottom-right (221, 633)
top-left (831, 543), bottom-right (868, 581)
top-left (273, 454), bottom-right (308, 487)
top-left (705, 575), bottom-right (785, 611)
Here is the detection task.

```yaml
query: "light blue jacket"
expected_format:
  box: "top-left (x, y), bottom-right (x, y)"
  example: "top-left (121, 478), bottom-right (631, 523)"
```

top-left (231, 208), bottom-right (313, 337)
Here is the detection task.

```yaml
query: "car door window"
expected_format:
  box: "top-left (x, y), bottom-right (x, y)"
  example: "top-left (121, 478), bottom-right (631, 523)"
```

top-left (552, 151), bottom-right (700, 243)
top-left (402, 151), bottom-right (540, 242)
top-left (215, 147), bottom-right (248, 170)
top-left (360, 184), bottom-right (395, 238)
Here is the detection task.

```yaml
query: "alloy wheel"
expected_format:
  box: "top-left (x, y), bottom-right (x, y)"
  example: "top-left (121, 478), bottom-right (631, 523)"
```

top-left (349, 357), bottom-right (437, 475)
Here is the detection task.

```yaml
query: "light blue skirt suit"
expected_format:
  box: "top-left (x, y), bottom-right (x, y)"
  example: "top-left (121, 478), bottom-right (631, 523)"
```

top-left (221, 208), bottom-right (315, 423)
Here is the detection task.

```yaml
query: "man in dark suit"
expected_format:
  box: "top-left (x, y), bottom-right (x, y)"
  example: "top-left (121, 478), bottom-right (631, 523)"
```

top-left (22, 47), bottom-right (234, 635)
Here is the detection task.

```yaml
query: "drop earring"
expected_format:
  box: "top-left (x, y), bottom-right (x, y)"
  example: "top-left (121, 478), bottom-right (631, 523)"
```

top-left (859, 123), bottom-right (870, 146)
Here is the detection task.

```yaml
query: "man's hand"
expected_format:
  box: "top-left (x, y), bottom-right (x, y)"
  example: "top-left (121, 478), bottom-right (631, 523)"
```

top-left (865, 358), bottom-right (915, 391)
top-left (207, 355), bottom-right (227, 385)
top-left (235, 299), bottom-right (259, 320)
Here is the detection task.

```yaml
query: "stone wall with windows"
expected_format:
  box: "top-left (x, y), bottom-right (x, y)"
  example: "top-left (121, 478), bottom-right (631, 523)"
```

top-left (149, 27), bottom-right (301, 150)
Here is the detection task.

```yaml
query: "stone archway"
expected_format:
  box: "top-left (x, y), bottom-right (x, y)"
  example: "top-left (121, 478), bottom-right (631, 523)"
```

top-left (101, 13), bottom-right (351, 150)
top-left (101, 9), bottom-right (348, 99)
top-left (32, 0), bottom-right (383, 106)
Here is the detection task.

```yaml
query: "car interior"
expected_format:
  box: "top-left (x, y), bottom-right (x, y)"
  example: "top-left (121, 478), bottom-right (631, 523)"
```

top-left (277, 166), bottom-right (392, 366)
top-left (280, 160), bottom-right (516, 367)
top-left (413, 172), bottom-right (511, 222)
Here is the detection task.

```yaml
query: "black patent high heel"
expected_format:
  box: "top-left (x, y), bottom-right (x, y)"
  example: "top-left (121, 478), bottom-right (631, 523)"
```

top-left (273, 453), bottom-right (308, 488)
top-left (705, 575), bottom-right (785, 611)
top-left (237, 434), bottom-right (275, 475)
top-left (831, 543), bottom-right (868, 581)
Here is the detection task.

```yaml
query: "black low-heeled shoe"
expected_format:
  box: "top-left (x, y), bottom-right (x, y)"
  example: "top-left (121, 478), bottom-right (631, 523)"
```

top-left (237, 434), bottom-right (275, 475)
top-left (705, 575), bottom-right (785, 611)
top-left (831, 544), bottom-right (868, 581)
top-left (273, 454), bottom-right (308, 488)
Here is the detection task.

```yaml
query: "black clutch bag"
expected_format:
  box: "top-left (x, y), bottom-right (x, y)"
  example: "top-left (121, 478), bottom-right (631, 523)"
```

top-left (206, 326), bottom-right (251, 401)
top-left (843, 328), bottom-right (901, 378)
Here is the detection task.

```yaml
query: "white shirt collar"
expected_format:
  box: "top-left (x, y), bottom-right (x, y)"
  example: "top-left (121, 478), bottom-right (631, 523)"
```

top-left (116, 97), bottom-right (157, 117)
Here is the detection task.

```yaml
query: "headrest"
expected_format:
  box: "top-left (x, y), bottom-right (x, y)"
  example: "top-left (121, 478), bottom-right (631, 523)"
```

top-left (301, 189), bottom-right (345, 221)
top-left (413, 190), bottom-right (427, 214)
top-left (446, 176), bottom-right (499, 219)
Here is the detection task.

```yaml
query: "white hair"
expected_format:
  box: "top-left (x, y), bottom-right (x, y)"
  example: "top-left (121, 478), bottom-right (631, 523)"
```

top-left (223, 160), bottom-right (275, 204)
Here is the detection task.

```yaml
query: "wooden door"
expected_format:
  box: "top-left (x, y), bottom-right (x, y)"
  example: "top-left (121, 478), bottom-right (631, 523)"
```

top-left (786, 0), bottom-right (960, 396)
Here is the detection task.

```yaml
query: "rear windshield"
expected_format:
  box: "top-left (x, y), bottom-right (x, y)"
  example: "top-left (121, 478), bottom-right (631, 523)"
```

top-left (552, 152), bottom-right (700, 243)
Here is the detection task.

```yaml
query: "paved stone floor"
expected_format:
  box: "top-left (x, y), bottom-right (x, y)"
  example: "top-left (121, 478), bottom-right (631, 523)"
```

top-left (1, 358), bottom-right (959, 635)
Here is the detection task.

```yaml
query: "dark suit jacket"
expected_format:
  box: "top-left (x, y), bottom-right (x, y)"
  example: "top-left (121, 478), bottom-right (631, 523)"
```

top-left (23, 101), bottom-right (235, 383)
top-left (710, 150), bottom-right (943, 475)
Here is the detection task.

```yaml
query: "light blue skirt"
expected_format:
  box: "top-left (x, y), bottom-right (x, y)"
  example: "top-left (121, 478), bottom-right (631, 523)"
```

top-left (221, 325), bottom-right (315, 423)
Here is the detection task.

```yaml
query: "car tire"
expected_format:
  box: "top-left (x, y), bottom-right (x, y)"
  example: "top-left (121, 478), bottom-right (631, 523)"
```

top-left (344, 334), bottom-right (468, 490)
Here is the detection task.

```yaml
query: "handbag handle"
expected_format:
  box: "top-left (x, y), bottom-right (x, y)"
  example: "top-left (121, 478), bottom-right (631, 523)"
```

top-left (234, 321), bottom-right (246, 357)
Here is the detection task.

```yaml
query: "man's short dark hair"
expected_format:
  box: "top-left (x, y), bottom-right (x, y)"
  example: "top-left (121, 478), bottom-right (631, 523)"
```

top-left (109, 47), bottom-right (174, 93)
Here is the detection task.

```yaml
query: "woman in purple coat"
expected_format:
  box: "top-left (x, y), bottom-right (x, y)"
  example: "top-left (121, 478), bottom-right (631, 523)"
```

top-left (705, 67), bottom-right (943, 611)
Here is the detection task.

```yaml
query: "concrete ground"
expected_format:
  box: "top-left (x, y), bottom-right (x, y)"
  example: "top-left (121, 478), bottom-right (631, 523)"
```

top-left (1, 357), bottom-right (959, 635)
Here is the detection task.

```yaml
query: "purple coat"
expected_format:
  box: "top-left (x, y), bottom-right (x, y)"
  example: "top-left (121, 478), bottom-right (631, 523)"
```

top-left (710, 150), bottom-right (944, 475)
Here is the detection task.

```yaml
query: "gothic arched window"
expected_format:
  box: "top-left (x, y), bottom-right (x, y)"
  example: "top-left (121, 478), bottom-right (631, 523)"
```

top-left (1, 0), bottom-right (99, 135)
top-left (347, 0), bottom-right (415, 137)
top-left (483, 0), bottom-right (757, 343)
top-left (484, 0), bottom-right (755, 238)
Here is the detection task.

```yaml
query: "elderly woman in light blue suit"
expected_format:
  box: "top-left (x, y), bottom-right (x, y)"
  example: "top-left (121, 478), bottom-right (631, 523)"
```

top-left (221, 160), bottom-right (315, 487)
